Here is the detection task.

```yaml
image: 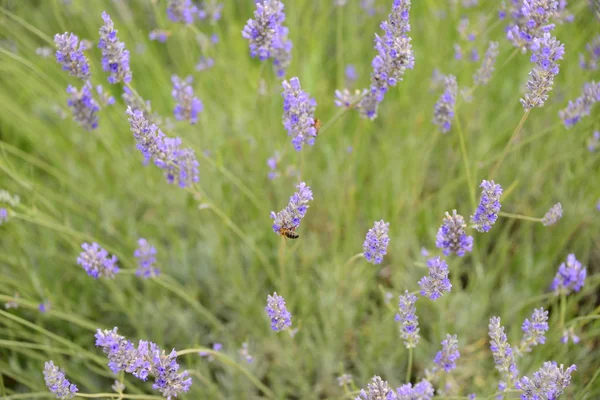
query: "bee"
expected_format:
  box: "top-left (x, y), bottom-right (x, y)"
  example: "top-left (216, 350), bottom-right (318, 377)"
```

top-left (313, 118), bottom-right (322, 135)
top-left (278, 227), bottom-right (299, 239)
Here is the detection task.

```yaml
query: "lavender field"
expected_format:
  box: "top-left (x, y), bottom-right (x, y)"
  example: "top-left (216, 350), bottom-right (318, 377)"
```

top-left (0, 0), bottom-right (599, 399)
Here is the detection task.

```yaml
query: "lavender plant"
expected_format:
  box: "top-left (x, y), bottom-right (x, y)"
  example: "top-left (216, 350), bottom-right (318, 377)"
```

top-left (362, 220), bottom-right (390, 264)
top-left (98, 12), bottom-right (132, 84)
top-left (43, 361), bottom-right (78, 399)
top-left (281, 77), bottom-right (318, 151)
top-left (54, 33), bottom-right (91, 80)
top-left (559, 81), bottom-right (600, 127)
top-left (432, 74), bottom-right (457, 133)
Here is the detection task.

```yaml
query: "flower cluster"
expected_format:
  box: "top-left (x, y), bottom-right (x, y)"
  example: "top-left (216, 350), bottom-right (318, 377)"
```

top-left (0, 208), bottom-right (7, 225)
top-left (489, 317), bottom-right (519, 379)
top-left (471, 180), bottom-right (502, 233)
top-left (588, 131), bottom-right (600, 152)
top-left (242, 0), bottom-right (292, 77)
top-left (541, 202), bottom-right (562, 226)
top-left (434, 334), bottom-right (460, 372)
top-left (358, 0), bottom-right (414, 119)
top-left (126, 107), bottom-right (200, 188)
top-left (473, 41), bottom-right (499, 86)
top-left (95, 328), bottom-right (192, 398)
top-left (134, 238), bottom-right (159, 278)
top-left (149, 29), bottom-right (169, 43)
top-left (579, 34), bottom-right (600, 70)
top-left (395, 291), bottom-right (420, 348)
top-left (519, 307), bottom-right (549, 354)
top-left (503, 0), bottom-right (561, 51)
top-left (560, 327), bottom-right (580, 344)
top-left (66, 82), bottom-right (100, 131)
top-left (395, 380), bottom-right (434, 400)
top-left (435, 210), bottom-right (473, 257)
top-left (356, 376), bottom-right (395, 400)
top-left (265, 292), bottom-right (292, 332)
top-left (198, 0), bottom-right (224, 22)
top-left (239, 342), bottom-right (254, 363)
top-left (432, 74), bottom-right (457, 133)
top-left (550, 254), bottom-right (587, 295)
top-left (520, 33), bottom-right (564, 111)
top-left (334, 88), bottom-right (367, 109)
top-left (43, 361), bottom-right (78, 399)
top-left (419, 257), bottom-right (452, 300)
top-left (196, 56), bottom-right (215, 71)
top-left (171, 75), bottom-right (203, 125)
top-left (362, 220), bottom-right (390, 265)
top-left (98, 12), bottom-right (132, 84)
top-left (559, 81), bottom-right (600, 128)
top-left (54, 33), bottom-right (91, 80)
top-left (516, 362), bottom-right (576, 400)
top-left (199, 342), bottom-right (222, 361)
top-left (167, 0), bottom-right (197, 24)
top-left (270, 182), bottom-right (313, 235)
top-left (77, 242), bottom-right (119, 279)
top-left (281, 77), bottom-right (318, 151)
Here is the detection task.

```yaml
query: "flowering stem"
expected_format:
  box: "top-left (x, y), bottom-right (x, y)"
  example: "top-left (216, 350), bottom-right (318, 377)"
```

top-left (123, 83), bottom-right (152, 115)
top-left (490, 110), bottom-right (530, 178)
top-left (343, 253), bottom-right (364, 268)
top-left (177, 348), bottom-right (276, 399)
top-left (454, 112), bottom-right (476, 209)
top-left (497, 211), bottom-right (542, 222)
top-left (319, 93), bottom-right (366, 137)
top-left (76, 394), bottom-right (163, 399)
top-left (406, 348), bottom-right (413, 383)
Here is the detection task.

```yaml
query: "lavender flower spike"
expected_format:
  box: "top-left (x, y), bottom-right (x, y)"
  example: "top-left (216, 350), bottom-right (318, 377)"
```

top-left (363, 220), bottom-right (390, 265)
top-left (434, 334), bottom-right (460, 372)
top-left (43, 361), bottom-right (78, 399)
top-left (559, 81), bottom-right (600, 128)
top-left (541, 202), bottom-right (562, 226)
top-left (358, 0), bottom-right (414, 119)
top-left (471, 180), bottom-right (502, 233)
top-left (519, 307), bottom-right (549, 354)
top-left (98, 11), bottom-right (132, 84)
top-left (356, 376), bottom-right (395, 400)
top-left (504, 0), bottom-right (561, 51)
top-left (435, 210), bottom-right (473, 257)
top-left (432, 74), bottom-right (457, 133)
top-left (54, 33), bottom-right (91, 80)
top-left (167, 0), bottom-right (197, 24)
top-left (395, 291), bottom-right (420, 348)
top-left (488, 316), bottom-right (519, 380)
top-left (171, 75), bottom-right (203, 125)
top-left (395, 380), bottom-right (434, 400)
top-left (265, 292), bottom-right (292, 332)
top-left (282, 77), bottom-right (317, 151)
top-left (419, 257), bottom-right (452, 300)
top-left (550, 254), bottom-right (586, 295)
top-left (67, 82), bottom-right (100, 131)
top-left (520, 33), bottom-right (564, 111)
top-left (134, 238), bottom-right (159, 278)
top-left (270, 182), bottom-right (313, 236)
top-left (473, 41), bottom-right (499, 86)
top-left (516, 362), bottom-right (576, 400)
top-left (77, 242), bottom-right (119, 279)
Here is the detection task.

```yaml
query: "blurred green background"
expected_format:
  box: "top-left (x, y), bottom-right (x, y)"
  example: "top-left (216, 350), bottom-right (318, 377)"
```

top-left (0, 0), bottom-right (599, 398)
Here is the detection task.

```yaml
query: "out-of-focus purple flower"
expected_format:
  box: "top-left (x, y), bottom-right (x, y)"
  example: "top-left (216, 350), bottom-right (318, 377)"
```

top-left (516, 362), bottom-right (576, 400)
top-left (434, 334), bottom-right (460, 372)
top-left (149, 29), bottom-right (169, 43)
top-left (334, 88), bottom-right (367, 109)
top-left (77, 242), bottom-right (119, 279)
top-left (267, 151), bottom-right (281, 180)
top-left (199, 343), bottom-right (222, 361)
top-left (270, 182), bottom-right (313, 235)
top-left (167, 0), bottom-right (198, 24)
top-left (559, 81), bottom-right (600, 128)
top-left (550, 254), bottom-right (586, 295)
top-left (337, 373), bottom-right (353, 387)
top-left (172, 75), bottom-right (203, 125)
top-left (356, 376), bottom-right (395, 400)
top-left (520, 33), bottom-right (564, 110)
top-left (488, 316), bottom-right (519, 384)
top-left (436, 210), bottom-right (473, 257)
top-left (432, 74), bottom-right (457, 133)
top-left (198, 0), bottom-right (223, 22)
top-left (196, 56), bottom-right (215, 71)
top-left (345, 64), bottom-right (358, 83)
top-left (579, 34), bottom-right (599, 70)
top-left (265, 292), bottom-right (292, 332)
top-left (0, 208), bottom-right (8, 225)
top-left (395, 380), bottom-right (434, 400)
top-left (363, 220), bottom-right (390, 265)
top-left (242, 0), bottom-right (292, 78)
top-left (39, 301), bottom-right (50, 313)
top-left (360, 0), bottom-right (377, 15)
top-left (504, 0), bottom-right (561, 51)
top-left (358, 0), bottom-right (414, 120)
top-left (282, 77), bottom-right (317, 151)
top-left (471, 180), bottom-right (502, 233)
top-left (419, 257), bottom-right (451, 300)
top-left (541, 202), bottom-right (562, 226)
top-left (134, 238), bottom-right (159, 278)
top-left (454, 44), bottom-right (463, 60)
top-left (54, 32), bottom-right (91, 80)
top-left (560, 327), bottom-right (580, 345)
top-left (66, 82), bottom-right (100, 131)
top-left (43, 361), bottom-right (78, 399)
top-left (395, 291), bottom-right (420, 348)
top-left (470, 48), bottom-right (480, 62)
top-left (96, 85), bottom-right (115, 107)
top-left (211, 33), bottom-right (219, 44)
top-left (239, 342), bottom-right (254, 363)
top-left (588, 131), bottom-right (600, 152)
top-left (474, 41), bottom-right (499, 86)
top-left (37, 46), bottom-right (53, 58)
top-left (519, 308), bottom-right (549, 354)
top-left (420, 247), bottom-right (429, 257)
top-left (98, 12), bottom-right (131, 84)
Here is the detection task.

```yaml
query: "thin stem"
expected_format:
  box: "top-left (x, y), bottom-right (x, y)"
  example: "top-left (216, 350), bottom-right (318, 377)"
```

top-left (177, 348), bottom-right (275, 399)
top-left (406, 348), bottom-right (413, 383)
top-left (490, 110), bottom-right (530, 178)
top-left (124, 83), bottom-right (152, 115)
top-left (497, 211), bottom-right (542, 223)
top-left (343, 253), bottom-right (364, 268)
top-left (319, 93), bottom-right (366, 137)
top-left (560, 293), bottom-right (566, 329)
top-left (77, 394), bottom-right (163, 399)
top-left (455, 112), bottom-right (476, 209)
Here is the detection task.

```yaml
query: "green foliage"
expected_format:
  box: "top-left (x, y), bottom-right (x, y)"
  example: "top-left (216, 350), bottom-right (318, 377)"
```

top-left (0, 0), bottom-right (599, 399)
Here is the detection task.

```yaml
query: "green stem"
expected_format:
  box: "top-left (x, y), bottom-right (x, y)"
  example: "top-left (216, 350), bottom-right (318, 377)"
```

top-left (490, 110), bottom-right (530, 178)
top-left (77, 394), bottom-right (163, 399)
top-left (177, 348), bottom-right (275, 399)
top-left (560, 293), bottom-right (566, 329)
top-left (497, 211), bottom-right (542, 223)
top-left (343, 253), bottom-right (364, 268)
top-left (406, 348), bottom-right (413, 383)
top-left (454, 112), bottom-right (476, 209)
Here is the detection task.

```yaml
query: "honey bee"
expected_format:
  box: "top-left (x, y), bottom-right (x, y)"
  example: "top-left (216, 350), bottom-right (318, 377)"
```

top-left (313, 118), bottom-right (322, 135)
top-left (278, 227), bottom-right (299, 239)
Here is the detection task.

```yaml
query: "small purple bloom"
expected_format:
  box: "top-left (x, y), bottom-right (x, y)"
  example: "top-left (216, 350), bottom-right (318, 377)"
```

top-left (134, 238), bottom-right (159, 278)
top-left (588, 131), bottom-right (600, 152)
top-left (43, 361), bottom-right (78, 399)
top-left (519, 307), bottom-right (549, 354)
top-left (196, 56), bottom-right (215, 71)
top-left (98, 12), bottom-right (132, 84)
top-left (172, 75), bottom-right (203, 125)
top-left (199, 343), bottom-right (222, 361)
top-left (54, 32), bottom-right (91, 80)
top-left (282, 77), bottom-right (317, 151)
top-left (270, 182), bottom-right (313, 234)
top-left (579, 34), bottom-right (600, 70)
top-left (434, 334), bottom-right (460, 372)
top-left (265, 292), bottom-right (292, 332)
top-left (149, 29), bottom-right (169, 43)
top-left (362, 220), bottom-right (390, 265)
top-left (488, 316), bottom-right (519, 381)
top-left (471, 180), bottom-right (502, 233)
top-left (345, 64), bottom-right (358, 83)
top-left (66, 82), bottom-right (100, 131)
top-left (239, 342), bottom-right (254, 363)
top-left (395, 379), bottom-right (434, 400)
top-left (356, 376), bottom-right (395, 400)
top-left (516, 362), bottom-right (576, 400)
top-left (561, 327), bottom-right (580, 345)
top-left (418, 257), bottom-right (451, 300)
top-left (435, 210), bottom-right (473, 257)
top-left (96, 84), bottom-right (115, 107)
top-left (395, 291), bottom-right (420, 348)
top-left (432, 74), bottom-right (457, 133)
top-left (541, 202), bottom-right (562, 226)
top-left (334, 88), bottom-right (367, 109)
top-left (0, 208), bottom-right (8, 225)
top-left (77, 242), bottom-right (119, 279)
top-left (559, 81), bottom-right (600, 128)
top-left (550, 254), bottom-right (586, 295)
top-left (167, 0), bottom-right (198, 24)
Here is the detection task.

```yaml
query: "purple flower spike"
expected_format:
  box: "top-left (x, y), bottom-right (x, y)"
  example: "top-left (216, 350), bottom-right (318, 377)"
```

top-left (171, 75), bottom-right (203, 125)
top-left (418, 257), bottom-right (451, 300)
top-left (282, 77), bottom-right (317, 151)
top-left (356, 376), bottom-right (395, 400)
top-left (167, 0), bottom-right (198, 24)
top-left (98, 11), bottom-right (132, 84)
top-left (43, 361), bottom-right (78, 399)
top-left (432, 74), bottom-right (457, 133)
top-left (471, 180), bottom-right (502, 233)
top-left (54, 33), bottom-right (91, 80)
top-left (77, 242), bottom-right (119, 279)
top-left (559, 81), bottom-right (600, 128)
top-left (434, 334), bottom-right (460, 372)
top-left (395, 291), bottom-right (420, 348)
top-left (265, 292), bottom-right (292, 332)
top-left (550, 254), bottom-right (586, 295)
top-left (362, 220), bottom-right (390, 265)
top-left (519, 307), bottom-right (549, 354)
top-left (436, 210), bottom-right (473, 257)
top-left (270, 182), bottom-right (313, 235)
top-left (67, 82), bottom-right (100, 131)
top-left (134, 238), bottom-right (159, 278)
top-left (516, 362), bottom-right (576, 400)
